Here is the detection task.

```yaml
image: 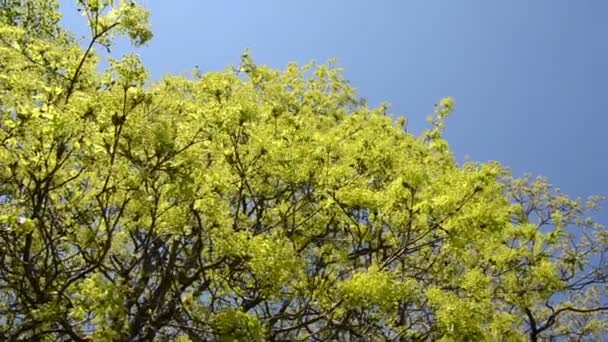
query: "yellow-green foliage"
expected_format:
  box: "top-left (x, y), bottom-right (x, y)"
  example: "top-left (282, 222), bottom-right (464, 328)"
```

top-left (0, 1), bottom-right (606, 341)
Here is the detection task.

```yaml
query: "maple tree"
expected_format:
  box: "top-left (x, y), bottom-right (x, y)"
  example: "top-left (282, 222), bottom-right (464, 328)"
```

top-left (0, 1), bottom-right (606, 340)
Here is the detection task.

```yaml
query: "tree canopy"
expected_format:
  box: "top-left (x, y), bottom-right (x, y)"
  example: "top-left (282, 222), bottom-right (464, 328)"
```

top-left (0, 1), bottom-right (606, 341)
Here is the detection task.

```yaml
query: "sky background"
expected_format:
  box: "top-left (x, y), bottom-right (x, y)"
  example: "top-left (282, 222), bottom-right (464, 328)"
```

top-left (59, 1), bottom-right (607, 222)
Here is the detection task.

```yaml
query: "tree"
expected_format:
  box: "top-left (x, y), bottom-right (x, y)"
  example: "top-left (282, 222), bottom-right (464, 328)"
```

top-left (0, 1), bottom-right (606, 341)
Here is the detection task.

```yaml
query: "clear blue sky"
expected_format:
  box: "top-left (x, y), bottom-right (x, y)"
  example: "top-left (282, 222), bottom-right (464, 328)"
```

top-left (59, 1), bottom-right (607, 221)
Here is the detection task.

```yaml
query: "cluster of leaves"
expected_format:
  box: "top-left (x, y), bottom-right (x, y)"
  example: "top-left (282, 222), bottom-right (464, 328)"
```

top-left (0, 1), bottom-right (606, 340)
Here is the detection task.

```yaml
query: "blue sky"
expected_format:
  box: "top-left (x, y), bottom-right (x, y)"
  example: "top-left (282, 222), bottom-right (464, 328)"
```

top-left (60, 1), bottom-right (607, 220)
